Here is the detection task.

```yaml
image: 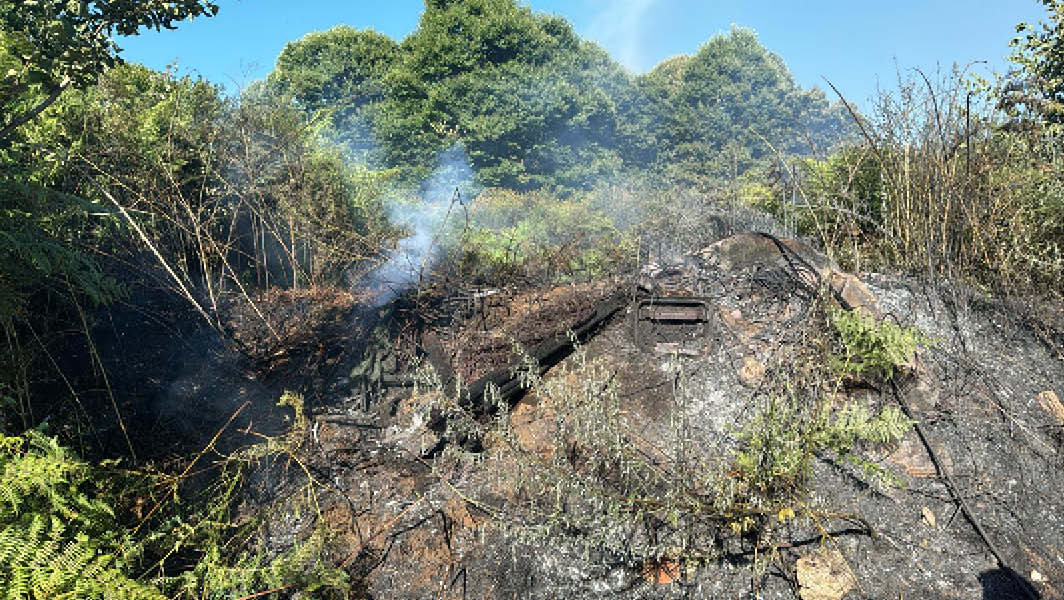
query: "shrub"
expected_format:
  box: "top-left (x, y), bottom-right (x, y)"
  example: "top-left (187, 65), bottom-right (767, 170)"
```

top-left (734, 393), bottom-right (911, 502)
top-left (448, 187), bottom-right (637, 286)
top-left (0, 399), bottom-right (350, 600)
top-left (770, 70), bottom-right (1063, 295)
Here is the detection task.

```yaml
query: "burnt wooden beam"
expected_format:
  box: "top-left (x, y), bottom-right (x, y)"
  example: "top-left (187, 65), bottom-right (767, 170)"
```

top-left (433, 289), bottom-right (630, 428)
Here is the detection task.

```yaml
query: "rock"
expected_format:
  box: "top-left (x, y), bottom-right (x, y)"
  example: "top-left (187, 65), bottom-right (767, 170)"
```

top-left (1036, 390), bottom-right (1064, 425)
top-left (905, 356), bottom-right (941, 414)
top-left (827, 270), bottom-right (880, 316)
top-left (697, 232), bottom-right (836, 278)
top-left (718, 307), bottom-right (761, 340)
top-left (922, 506), bottom-right (937, 528)
top-left (887, 434), bottom-right (953, 478)
top-left (509, 398), bottom-right (556, 459)
top-left (384, 391), bottom-right (443, 457)
top-left (796, 548), bottom-right (857, 600)
top-left (737, 355), bottom-right (766, 387)
top-left (659, 233), bottom-right (883, 322)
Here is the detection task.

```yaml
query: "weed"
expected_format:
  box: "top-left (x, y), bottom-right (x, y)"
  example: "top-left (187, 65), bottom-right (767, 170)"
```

top-left (779, 71), bottom-right (1064, 296)
top-left (829, 307), bottom-right (931, 380)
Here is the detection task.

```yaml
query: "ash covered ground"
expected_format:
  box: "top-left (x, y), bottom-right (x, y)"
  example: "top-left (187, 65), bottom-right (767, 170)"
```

top-left (71, 224), bottom-right (1063, 600)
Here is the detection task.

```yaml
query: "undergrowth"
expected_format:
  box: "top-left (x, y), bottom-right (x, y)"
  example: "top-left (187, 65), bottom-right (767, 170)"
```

top-left (751, 71), bottom-right (1064, 298)
top-left (0, 391), bottom-right (351, 600)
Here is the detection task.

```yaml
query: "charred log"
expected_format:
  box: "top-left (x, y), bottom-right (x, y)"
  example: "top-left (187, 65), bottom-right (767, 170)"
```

top-left (427, 288), bottom-right (631, 436)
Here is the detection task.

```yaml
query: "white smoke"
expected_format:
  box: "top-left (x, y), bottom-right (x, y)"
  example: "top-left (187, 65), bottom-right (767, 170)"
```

top-left (585, 0), bottom-right (657, 72)
top-left (367, 143), bottom-right (477, 304)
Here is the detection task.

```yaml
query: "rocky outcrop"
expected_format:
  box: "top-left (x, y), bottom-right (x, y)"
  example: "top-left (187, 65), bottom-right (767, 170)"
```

top-left (258, 232), bottom-right (1063, 600)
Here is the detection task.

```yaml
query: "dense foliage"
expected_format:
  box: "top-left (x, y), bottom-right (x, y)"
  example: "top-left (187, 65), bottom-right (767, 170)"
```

top-left (371, 0), bottom-right (631, 190)
top-left (266, 3), bottom-right (851, 191)
top-left (633, 26), bottom-right (851, 183)
top-left (0, 431), bottom-right (163, 600)
top-left (268, 26), bottom-right (400, 165)
top-left (0, 0), bottom-right (218, 145)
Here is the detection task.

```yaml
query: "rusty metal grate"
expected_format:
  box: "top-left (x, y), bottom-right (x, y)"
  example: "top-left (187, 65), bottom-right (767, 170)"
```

top-left (632, 297), bottom-right (712, 355)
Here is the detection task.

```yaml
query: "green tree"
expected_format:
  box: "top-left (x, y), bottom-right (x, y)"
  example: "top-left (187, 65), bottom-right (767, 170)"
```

top-left (270, 26), bottom-right (398, 112)
top-left (0, 0), bottom-right (218, 145)
top-left (374, 0), bottom-right (632, 191)
top-left (641, 27), bottom-right (851, 182)
top-left (267, 26), bottom-right (399, 165)
top-left (614, 54), bottom-right (690, 169)
top-left (1003, 0), bottom-right (1064, 125)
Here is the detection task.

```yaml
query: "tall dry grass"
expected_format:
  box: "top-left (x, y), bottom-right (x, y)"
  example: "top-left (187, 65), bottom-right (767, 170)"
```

top-left (796, 72), bottom-right (1063, 297)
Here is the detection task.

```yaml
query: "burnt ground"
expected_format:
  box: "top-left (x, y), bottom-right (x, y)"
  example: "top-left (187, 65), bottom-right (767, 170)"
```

top-left (838, 276), bottom-right (1064, 600)
top-left (51, 235), bottom-right (1064, 599)
top-left (258, 234), bottom-right (1063, 599)
top-left (400, 235), bottom-right (1063, 600)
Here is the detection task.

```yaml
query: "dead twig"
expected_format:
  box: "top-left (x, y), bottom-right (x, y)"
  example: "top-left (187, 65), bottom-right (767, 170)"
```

top-left (340, 497), bottom-right (425, 568)
top-left (131, 400), bottom-right (250, 539)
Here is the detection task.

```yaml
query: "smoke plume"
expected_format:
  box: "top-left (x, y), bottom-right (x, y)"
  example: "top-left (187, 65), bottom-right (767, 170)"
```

top-left (366, 143), bottom-right (477, 304)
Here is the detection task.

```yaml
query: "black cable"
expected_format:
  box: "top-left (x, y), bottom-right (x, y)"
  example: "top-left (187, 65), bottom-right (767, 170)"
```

top-left (889, 378), bottom-right (1039, 600)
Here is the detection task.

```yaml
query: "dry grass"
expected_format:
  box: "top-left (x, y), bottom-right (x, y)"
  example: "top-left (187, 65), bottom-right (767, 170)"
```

top-left (795, 72), bottom-right (1062, 298)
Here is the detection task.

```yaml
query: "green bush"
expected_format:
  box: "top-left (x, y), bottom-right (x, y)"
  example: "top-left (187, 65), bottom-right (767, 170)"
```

top-left (734, 394), bottom-right (911, 501)
top-left (449, 188), bottom-right (637, 285)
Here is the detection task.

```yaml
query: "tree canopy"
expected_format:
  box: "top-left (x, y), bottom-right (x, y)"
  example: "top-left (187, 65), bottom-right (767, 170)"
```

top-left (264, 7), bottom-right (852, 191)
top-left (270, 26), bottom-right (399, 112)
top-left (267, 26), bottom-right (400, 165)
top-left (370, 0), bottom-right (631, 190)
top-left (1003, 0), bottom-right (1064, 125)
top-left (636, 27), bottom-right (850, 181)
top-left (0, 0), bottom-right (218, 145)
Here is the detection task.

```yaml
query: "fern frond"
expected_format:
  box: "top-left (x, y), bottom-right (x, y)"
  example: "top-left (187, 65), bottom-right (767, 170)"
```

top-left (5, 566), bottom-right (29, 600)
top-left (0, 431), bottom-right (86, 519)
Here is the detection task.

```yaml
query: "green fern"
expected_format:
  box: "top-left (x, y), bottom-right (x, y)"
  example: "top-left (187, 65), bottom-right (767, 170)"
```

top-left (0, 433), bottom-right (89, 520)
top-left (829, 307), bottom-right (932, 380)
top-left (0, 432), bottom-right (164, 600)
top-left (1, 424), bottom-right (351, 600)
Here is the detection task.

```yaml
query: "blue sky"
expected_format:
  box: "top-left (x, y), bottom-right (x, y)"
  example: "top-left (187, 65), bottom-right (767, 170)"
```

top-left (117, 0), bottom-right (1048, 112)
